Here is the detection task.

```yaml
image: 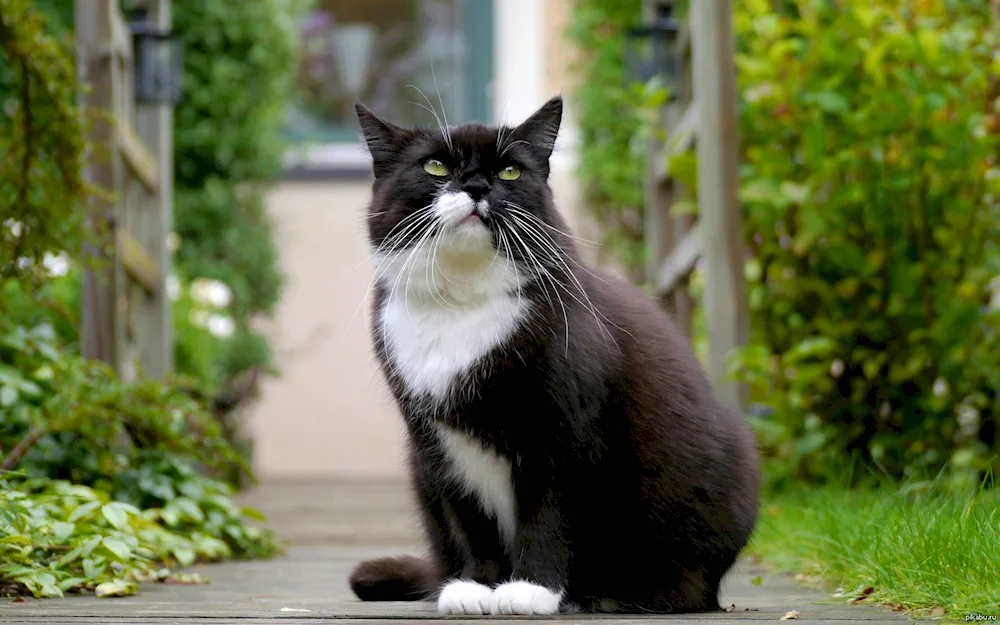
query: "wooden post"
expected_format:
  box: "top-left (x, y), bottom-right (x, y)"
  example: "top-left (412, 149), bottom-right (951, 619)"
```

top-left (642, 0), bottom-right (677, 297)
top-left (691, 0), bottom-right (748, 410)
top-left (77, 0), bottom-right (127, 373)
top-left (134, 0), bottom-right (174, 379)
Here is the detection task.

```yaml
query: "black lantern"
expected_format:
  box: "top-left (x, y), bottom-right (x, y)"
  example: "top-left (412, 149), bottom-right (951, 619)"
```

top-left (130, 22), bottom-right (183, 106)
top-left (624, 2), bottom-right (681, 95)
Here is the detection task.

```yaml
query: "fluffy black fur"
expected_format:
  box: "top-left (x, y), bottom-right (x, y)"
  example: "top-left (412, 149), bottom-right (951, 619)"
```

top-left (349, 96), bottom-right (760, 613)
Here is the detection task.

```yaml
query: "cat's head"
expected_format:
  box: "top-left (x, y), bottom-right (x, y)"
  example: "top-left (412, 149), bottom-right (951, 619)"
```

top-left (354, 97), bottom-right (573, 296)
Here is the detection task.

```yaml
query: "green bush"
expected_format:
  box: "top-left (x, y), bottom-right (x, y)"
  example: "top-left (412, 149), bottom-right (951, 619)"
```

top-left (570, 0), bottom-right (1000, 486)
top-left (171, 0), bottom-right (303, 385)
top-left (728, 0), bottom-right (1000, 487)
top-left (0, 0), bottom-right (280, 598)
top-left (566, 0), bottom-right (647, 274)
top-left (3, 0), bottom-right (303, 401)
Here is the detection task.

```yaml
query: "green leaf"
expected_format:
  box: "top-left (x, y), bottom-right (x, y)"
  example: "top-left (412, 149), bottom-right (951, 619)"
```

top-left (95, 579), bottom-right (138, 598)
top-left (50, 521), bottom-right (75, 541)
top-left (239, 506), bottom-right (266, 522)
top-left (0, 385), bottom-right (17, 406)
top-left (101, 537), bottom-right (131, 561)
top-left (0, 535), bottom-right (32, 545)
top-left (101, 502), bottom-right (131, 529)
top-left (804, 91), bottom-right (850, 115)
top-left (82, 557), bottom-right (106, 580)
top-left (173, 546), bottom-right (196, 567)
top-left (173, 497), bottom-right (205, 522)
top-left (68, 500), bottom-right (102, 523)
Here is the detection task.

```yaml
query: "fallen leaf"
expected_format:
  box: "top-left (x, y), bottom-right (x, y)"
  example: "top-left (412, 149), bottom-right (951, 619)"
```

top-left (12, 597), bottom-right (26, 603)
top-left (751, 575), bottom-right (764, 586)
top-left (280, 607), bottom-right (312, 613)
top-left (726, 603), bottom-right (736, 612)
top-left (94, 580), bottom-right (138, 598)
top-left (781, 610), bottom-right (802, 620)
top-left (892, 605), bottom-right (905, 612)
top-left (929, 607), bottom-right (946, 617)
top-left (849, 586), bottom-right (875, 604)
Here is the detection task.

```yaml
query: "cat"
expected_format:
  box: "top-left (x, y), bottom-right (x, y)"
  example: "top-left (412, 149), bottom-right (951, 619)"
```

top-left (348, 95), bottom-right (759, 615)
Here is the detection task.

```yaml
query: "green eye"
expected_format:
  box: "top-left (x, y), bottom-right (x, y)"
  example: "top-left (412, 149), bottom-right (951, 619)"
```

top-left (423, 159), bottom-right (449, 176)
top-left (498, 165), bottom-right (522, 181)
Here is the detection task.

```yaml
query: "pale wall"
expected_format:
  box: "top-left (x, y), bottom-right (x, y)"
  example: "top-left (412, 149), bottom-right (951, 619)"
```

top-left (250, 168), bottom-right (592, 479)
top-left (249, 0), bottom-right (601, 479)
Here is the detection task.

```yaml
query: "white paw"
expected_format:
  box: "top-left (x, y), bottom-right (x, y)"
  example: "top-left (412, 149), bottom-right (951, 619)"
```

top-left (436, 579), bottom-right (494, 615)
top-left (490, 580), bottom-right (563, 615)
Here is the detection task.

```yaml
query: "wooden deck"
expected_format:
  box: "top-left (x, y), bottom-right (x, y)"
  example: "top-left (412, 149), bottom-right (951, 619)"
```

top-left (0, 479), bottom-right (923, 624)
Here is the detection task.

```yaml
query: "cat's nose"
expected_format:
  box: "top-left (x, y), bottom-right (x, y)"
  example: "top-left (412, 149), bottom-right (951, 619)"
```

top-left (461, 175), bottom-right (491, 201)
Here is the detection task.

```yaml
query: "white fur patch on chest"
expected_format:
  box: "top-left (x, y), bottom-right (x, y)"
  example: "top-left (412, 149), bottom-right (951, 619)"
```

top-left (380, 291), bottom-right (525, 401)
top-left (373, 194), bottom-right (529, 402)
top-left (434, 423), bottom-right (517, 550)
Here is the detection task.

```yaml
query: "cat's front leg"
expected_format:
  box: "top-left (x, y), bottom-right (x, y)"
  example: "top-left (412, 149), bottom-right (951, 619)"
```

top-left (491, 486), bottom-right (569, 615)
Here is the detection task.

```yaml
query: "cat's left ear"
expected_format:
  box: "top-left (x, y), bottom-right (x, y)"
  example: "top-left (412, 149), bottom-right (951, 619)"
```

top-left (355, 103), bottom-right (410, 178)
top-left (512, 96), bottom-right (563, 161)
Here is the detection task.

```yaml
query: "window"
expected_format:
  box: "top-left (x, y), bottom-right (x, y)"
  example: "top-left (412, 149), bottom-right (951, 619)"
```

top-left (282, 0), bottom-right (494, 176)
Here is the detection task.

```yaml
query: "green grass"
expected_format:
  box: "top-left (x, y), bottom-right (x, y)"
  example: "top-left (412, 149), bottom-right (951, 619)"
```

top-left (748, 482), bottom-right (1000, 617)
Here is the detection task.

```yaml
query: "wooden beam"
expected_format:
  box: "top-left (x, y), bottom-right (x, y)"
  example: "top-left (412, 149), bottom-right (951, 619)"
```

top-left (77, 0), bottom-right (127, 373)
top-left (133, 0), bottom-right (175, 380)
top-left (109, 6), bottom-right (132, 61)
top-left (654, 101), bottom-right (698, 182)
top-left (692, 0), bottom-right (748, 410)
top-left (116, 121), bottom-right (161, 192)
top-left (117, 229), bottom-right (160, 294)
top-left (655, 226), bottom-right (700, 296)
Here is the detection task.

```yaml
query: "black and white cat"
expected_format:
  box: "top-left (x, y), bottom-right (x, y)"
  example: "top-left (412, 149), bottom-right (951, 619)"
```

top-left (348, 96), bottom-right (759, 615)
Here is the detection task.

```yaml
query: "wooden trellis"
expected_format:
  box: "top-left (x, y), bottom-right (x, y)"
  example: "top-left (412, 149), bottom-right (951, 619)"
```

top-left (75, 0), bottom-right (174, 381)
top-left (643, 0), bottom-right (748, 410)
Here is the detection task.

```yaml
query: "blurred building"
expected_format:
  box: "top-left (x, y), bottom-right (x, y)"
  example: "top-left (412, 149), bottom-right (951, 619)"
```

top-left (250, 0), bottom-right (598, 479)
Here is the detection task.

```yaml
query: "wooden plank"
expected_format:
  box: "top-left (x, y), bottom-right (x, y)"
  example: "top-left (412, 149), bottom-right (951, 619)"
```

top-left (642, 0), bottom-right (678, 290)
top-left (654, 100), bottom-right (698, 182)
top-left (116, 120), bottom-right (161, 192)
top-left (655, 226), bottom-right (700, 296)
top-left (692, 0), bottom-right (748, 410)
top-left (77, 0), bottom-right (128, 374)
top-left (134, 0), bottom-right (175, 379)
top-left (117, 229), bottom-right (160, 294)
top-left (109, 4), bottom-right (132, 61)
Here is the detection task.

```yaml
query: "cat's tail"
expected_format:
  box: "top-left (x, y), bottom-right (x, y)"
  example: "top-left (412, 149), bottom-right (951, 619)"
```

top-left (349, 555), bottom-right (441, 601)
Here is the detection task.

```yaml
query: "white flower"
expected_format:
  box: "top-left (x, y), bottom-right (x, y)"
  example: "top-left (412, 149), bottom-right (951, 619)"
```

top-left (206, 281), bottom-right (232, 308)
top-left (829, 359), bottom-right (845, 377)
top-left (166, 273), bottom-right (181, 300)
top-left (4, 218), bottom-right (23, 238)
top-left (932, 377), bottom-right (949, 398)
top-left (189, 278), bottom-right (232, 309)
top-left (956, 403), bottom-right (978, 428)
top-left (16, 257), bottom-right (32, 270)
top-left (207, 314), bottom-right (235, 339)
top-left (42, 251), bottom-right (70, 277)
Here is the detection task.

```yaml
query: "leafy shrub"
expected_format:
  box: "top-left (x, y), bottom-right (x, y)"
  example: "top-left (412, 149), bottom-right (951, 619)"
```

top-left (0, 0), bottom-right (92, 280)
top-left (570, 0), bottom-right (1000, 485)
top-left (171, 0), bottom-right (303, 385)
top-left (566, 0), bottom-right (647, 275)
top-left (0, 0), bottom-right (280, 598)
top-left (728, 0), bottom-right (1000, 486)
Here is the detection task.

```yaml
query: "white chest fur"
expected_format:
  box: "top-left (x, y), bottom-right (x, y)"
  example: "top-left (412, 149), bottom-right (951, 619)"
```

top-left (373, 194), bottom-right (529, 402)
top-left (434, 423), bottom-right (517, 550)
top-left (379, 290), bottom-right (526, 401)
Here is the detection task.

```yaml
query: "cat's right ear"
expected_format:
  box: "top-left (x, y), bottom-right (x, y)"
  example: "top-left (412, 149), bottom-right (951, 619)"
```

top-left (355, 103), bottom-right (409, 178)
